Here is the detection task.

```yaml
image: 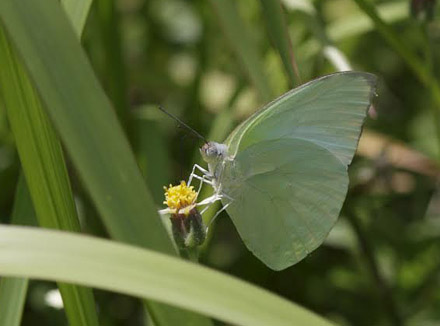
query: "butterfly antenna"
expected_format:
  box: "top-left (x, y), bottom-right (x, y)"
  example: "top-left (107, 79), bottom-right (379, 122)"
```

top-left (158, 106), bottom-right (208, 144)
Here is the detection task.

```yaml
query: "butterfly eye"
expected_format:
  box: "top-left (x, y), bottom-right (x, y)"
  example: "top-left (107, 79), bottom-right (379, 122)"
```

top-left (208, 147), bottom-right (217, 156)
top-left (201, 142), bottom-right (216, 157)
top-left (201, 143), bottom-right (209, 154)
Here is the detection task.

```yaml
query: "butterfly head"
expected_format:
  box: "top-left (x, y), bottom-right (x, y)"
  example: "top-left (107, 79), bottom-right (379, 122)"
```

top-left (200, 142), bottom-right (228, 164)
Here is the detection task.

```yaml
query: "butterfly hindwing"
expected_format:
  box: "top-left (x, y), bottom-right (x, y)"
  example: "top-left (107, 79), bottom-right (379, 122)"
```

top-left (222, 138), bottom-right (347, 270)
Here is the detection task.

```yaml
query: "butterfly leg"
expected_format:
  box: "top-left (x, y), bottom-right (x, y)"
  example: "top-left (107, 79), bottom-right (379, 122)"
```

top-left (158, 207), bottom-right (171, 216)
top-left (188, 164), bottom-right (212, 186)
top-left (190, 173), bottom-right (214, 186)
top-left (197, 192), bottom-right (233, 216)
top-left (197, 193), bottom-right (221, 211)
top-left (194, 173), bottom-right (214, 201)
top-left (195, 192), bottom-right (233, 232)
top-left (207, 198), bottom-right (232, 229)
top-left (188, 163), bottom-right (217, 202)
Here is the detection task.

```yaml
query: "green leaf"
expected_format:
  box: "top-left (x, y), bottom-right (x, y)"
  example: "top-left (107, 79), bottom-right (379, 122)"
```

top-left (95, 0), bottom-right (129, 125)
top-left (209, 0), bottom-right (273, 102)
top-left (0, 0), bottom-right (213, 324)
top-left (0, 0), bottom-right (172, 254)
top-left (0, 225), bottom-right (334, 326)
top-left (0, 3), bottom-right (91, 324)
top-left (0, 27), bottom-right (100, 326)
top-left (8, 175), bottom-right (38, 227)
top-left (61, 0), bottom-right (92, 38)
top-left (351, 0), bottom-right (440, 114)
top-left (0, 278), bottom-right (28, 326)
top-left (0, 176), bottom-right (34, 326)
top-left (259, 0), bottom-right (300, 87)
top-left (0, 2), bottom-right (92, 322)
top-left (133, 116), bottom-right (172, 204)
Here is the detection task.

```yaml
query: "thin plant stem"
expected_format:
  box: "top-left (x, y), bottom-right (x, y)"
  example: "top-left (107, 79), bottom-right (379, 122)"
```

top-left (419, 20), bottom-right (440, 157)
top-left (346, 210), bottom-right (403, 326)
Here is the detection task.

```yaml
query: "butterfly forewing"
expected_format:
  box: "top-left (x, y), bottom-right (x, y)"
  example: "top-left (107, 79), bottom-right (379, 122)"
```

top-left (226, 72), bottom-right (376, 166)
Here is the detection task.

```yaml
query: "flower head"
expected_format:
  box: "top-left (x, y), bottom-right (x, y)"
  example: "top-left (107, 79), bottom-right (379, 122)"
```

top-left (162, 181), bottom-right (206, 248)
top-left (163, 181), bottom-right (197, 216)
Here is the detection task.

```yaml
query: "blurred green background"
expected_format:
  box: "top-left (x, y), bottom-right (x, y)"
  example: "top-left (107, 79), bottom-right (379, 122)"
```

top-left (1, 0), bottom-right (440, 325)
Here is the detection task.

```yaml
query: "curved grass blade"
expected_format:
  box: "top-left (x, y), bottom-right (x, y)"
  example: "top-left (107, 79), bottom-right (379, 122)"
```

top-left (0, 225), bottom-right (334, 326)
top-left (259, 0), bottom-right (300, 87)
top-left (0, 0), bottom-right (173, 254)
top-left (0, 1), bottom-right (213, 325)
top-left (0, 176), bottom-right (35, 326)
top-left (0, 29), bottom-right (100, 326)
top-left (1, 1), bottom-right (92, 324)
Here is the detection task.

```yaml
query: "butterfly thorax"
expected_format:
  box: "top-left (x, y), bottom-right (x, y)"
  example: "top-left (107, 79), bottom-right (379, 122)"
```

top-left (200, 141), bottom-right (229, 185)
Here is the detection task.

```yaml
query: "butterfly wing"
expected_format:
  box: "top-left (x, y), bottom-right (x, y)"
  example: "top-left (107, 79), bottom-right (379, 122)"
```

top-left (221, 139), bottom-right (347, 270)
top-left (221, 72), bottom-right (376, 270)
top-left (226, 72), bottom-right (376, 165)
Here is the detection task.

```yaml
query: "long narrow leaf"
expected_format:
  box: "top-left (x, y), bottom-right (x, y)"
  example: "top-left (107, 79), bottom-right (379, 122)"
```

top-left (0, 2), bottom-right (91, 324)
top-left (0, 225), bottom-right (334, 326)
top-left (0, 0), bottom-right (172, 254)
top-left (0, 278), bottom-right (27, 326)
top-left (0, 1), bottom-right (93, 322)
top-left (0, 1), bottom-right (213, 325)
top-left (0, 176), bottom-right (34, 326)
top-left (0, 28), bottom-right (100, 326)
top-left (95, 0), bottom-right (129, 125)
top-left (351, 0), bottom-right (440, 108)
top-left (61, 0), bottom-right (92, 38)
top-left (259, 0), bottom-right (300, 87)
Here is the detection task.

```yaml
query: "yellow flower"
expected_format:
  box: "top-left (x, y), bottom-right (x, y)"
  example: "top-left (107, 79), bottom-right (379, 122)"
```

top-left (163, 181), bottom-right (197, 216)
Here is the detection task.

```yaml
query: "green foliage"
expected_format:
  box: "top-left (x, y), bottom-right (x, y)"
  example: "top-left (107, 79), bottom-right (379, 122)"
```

top-left (0, 225), bottom-right (334, 326)
top-left (0, 24), bottom-right (99, 326)
top-left (0, 176), bottom-right (33, 326)
top-left (0, 0), bottom-right (439, 325)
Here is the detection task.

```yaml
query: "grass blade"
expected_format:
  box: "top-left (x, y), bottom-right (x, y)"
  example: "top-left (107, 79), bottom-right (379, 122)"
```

top-left (0, 278), bottom-right (28, 326)
top-left (133, 116), bottom-right (172, 204)
top-left (0, 176), bottom-right (34, 326)
top-left (0, 2), bottom-right (92, 322)
top-left (0, 1), bottom-right (213, 324)
top-left (351, 0), bottom-right (440, 112)
top-left (0, 0), bottom-right (172, 253)
top-left (259, 0), bottom-right (300, 87)
top-left (210, 0), bottom-right (273, 102)
top-left (61, 0), bottom-right (92, 38)
top-left (0, 29), bottom-right (100, 326)
top-left (0, 225), bottom-right (334, 326)
top-left (95, 0), bottom-right (129, 125)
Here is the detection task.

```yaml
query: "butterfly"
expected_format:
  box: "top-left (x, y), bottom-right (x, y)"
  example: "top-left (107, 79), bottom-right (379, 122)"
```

top-left (188, 71), bottom-right (377, 270)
